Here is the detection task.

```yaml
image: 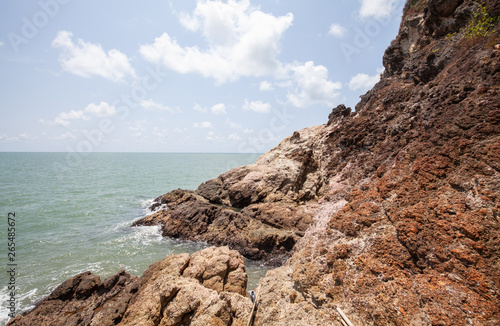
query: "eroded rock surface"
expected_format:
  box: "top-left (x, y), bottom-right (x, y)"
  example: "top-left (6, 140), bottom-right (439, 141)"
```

top-left (253, 1), bottom-right (500, 325)
top-left (8, 247), bottom-right (252, 326)
top-left (135, 189), bottom-right (317, 265)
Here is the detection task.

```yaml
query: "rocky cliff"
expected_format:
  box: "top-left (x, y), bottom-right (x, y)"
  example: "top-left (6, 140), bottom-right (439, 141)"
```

top-left (9, 0), bottom-right (500, 325)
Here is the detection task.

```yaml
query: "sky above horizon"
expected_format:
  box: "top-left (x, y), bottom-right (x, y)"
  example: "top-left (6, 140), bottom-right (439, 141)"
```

top-left (0, 0), bottom-right (405, 153)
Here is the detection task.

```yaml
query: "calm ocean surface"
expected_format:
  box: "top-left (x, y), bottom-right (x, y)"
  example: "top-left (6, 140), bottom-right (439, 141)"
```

top-left (0, 152), bottom-right (264, 325)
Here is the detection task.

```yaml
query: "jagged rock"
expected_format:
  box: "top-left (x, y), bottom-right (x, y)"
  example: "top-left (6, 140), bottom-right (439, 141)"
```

top-left (196, 124), bottom-right (328, 207)
top-left (135, 189), bottom-right (317, 265)
top-left (327, 104), bottom-right (351, 125)
top-left (8, 247), bottom-right (252, 326)
top-left (7, 270), bottom-right (139, 326)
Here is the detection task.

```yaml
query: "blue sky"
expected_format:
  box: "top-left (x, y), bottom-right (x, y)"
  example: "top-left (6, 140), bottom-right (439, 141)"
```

top-left (0, 0), bottom-right (404, 153)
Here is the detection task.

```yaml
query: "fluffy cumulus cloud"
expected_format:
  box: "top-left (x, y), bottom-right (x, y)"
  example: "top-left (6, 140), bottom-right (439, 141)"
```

top-left (328, 23), bottom-right (347, 38)
top-left (140, 99), bottom-right (181, 113)
top-left (59, 109), bottom-right (87, 121)
top-left (52, 31), bottom-right (135, 82)
top-left (84, 102), bottom-right (117, 117)
top-left (348, 69), bottom-right (383, 90)
top-left (287, 61), bottom-right (342, 108)
top-left (243, 99), bottom-right (271, 114)
top-left (54, 109), bottom-right (88, 127)
top-left (211, 103), bottom-right (227, 115)
top-left (52, 102), bottom-right (116, 126)
top-left (140, 0), bottom-right (293, 83)
top-left (359, 0), bottom-right (399, 19)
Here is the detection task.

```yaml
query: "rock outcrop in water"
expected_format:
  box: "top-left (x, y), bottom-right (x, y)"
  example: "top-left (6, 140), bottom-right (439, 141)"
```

top-left (134, 125), bottom-right (324, 265)
top-left (9, 0), bottom-right (500, 325)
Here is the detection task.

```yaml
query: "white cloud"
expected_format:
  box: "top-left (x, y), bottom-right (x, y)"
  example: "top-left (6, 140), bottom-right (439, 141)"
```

top-left (287, 61), bottom-right (342, 108)
top-left (0, 133), bottom-right (38, 142)
top-left (174, 127), bottom-right (188, 133)
top-left (128, 120), bottom-right (148, 141)
top-left (228, 133), bottom-right (242, 142)
top-left (179, 11), bottom-right (200, 31)
top-left (259, 80), bottom-right (274, 91)
top-left (360, 0), bottom-right (399, 19)
top-left (225, 118), bottom-right (243, 129)
top-left (243, 99), bottom-right (271, 114)
top-left (54, 117), bottom-right (71, 127)
top-left (59, 109), bottom-right (87, 120)
top-left (193, 121), bottom-right (212, 128)
top-left (84, 102), bottom-right (117, 117)
top-left (140, 99), bottom-right (181, 113)
top-left (348, 72), bottom-right (381, 90)
top-left (193, 103), bottom-right (208, 113)
top-left (53, 109), bottom-right (88, 127)
top-left (128, 119), bottom-right (147, 132)
top-left (243, 128), bottom-right (254, 134)
top-left (206, 131), bottom-right (215, 141)
top-left (51, 101), bottom-right (116, 126)
top-left (140, 0), bottom-right (293, 83)
top-left (275, 80), bottom-right (293, 88)
top-left (328, 23), bottom-right (347, 38)
top-left (50, 132), bottom-right (76, 140)
top-left (211, 103), bottom-right (227, 115)
top-left (0, 42), bottom-right (4, 47)
top-left (153, 128), bottom-right (170, 139)
top-left (52, 30), bottom-right (135, 82)
top-left (4, 133), bottom-right (35, 142)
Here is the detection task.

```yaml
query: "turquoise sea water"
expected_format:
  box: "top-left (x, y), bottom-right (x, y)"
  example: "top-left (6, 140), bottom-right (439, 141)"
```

top-left (0, 152), bottom-right (264, 325)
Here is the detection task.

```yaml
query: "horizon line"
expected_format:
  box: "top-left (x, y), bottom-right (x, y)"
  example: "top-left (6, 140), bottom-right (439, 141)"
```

top-left (0, 151), bottom-right (264, 154)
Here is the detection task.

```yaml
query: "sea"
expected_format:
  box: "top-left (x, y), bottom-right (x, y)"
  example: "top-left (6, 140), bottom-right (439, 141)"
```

top-left (0, 152), bottom-right (267, 325)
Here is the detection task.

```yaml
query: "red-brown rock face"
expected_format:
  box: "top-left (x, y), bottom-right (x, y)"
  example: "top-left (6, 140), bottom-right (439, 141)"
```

top-left (256, 0), bottom-right (499, 325)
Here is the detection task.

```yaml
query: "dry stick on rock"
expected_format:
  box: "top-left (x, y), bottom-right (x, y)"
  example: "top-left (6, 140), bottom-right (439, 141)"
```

top-left (336, 306), bottom-right (355, 326)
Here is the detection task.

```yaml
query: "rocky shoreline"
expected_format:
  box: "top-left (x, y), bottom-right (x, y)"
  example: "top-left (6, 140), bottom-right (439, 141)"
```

top-left (8, 247), bottom-right (253, 326)
top-left (9, 0), bottom-right (500, 325)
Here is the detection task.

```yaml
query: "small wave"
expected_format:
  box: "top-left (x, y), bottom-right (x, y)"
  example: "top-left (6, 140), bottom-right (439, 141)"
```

top-left (0, 287), bottom-right (38, 326)
top-left (108, 224), bottom-right (163, 248)
top-left (0, 288), bottom-right (12, 326)
top-left (138, 198), bottom-right (155, 210)
top-left (115, 198), bottom-right (167, 230)
top-left (126, 225), bottom-right (164, 246)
